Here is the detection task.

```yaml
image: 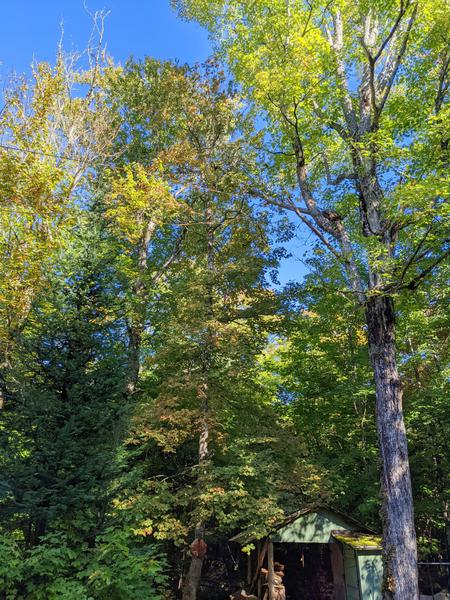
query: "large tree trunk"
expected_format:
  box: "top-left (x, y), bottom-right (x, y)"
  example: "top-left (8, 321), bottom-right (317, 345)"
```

top-left (182, 519), bottom-right (207, 600)
top-left (365, 294), bottom-right (419, 600)
top-left (183, 557), bottom-right (203, 600)
top-left (182, 395), bottom-right (209, 600)
top-left (182, 199), bottom-right (215, 600)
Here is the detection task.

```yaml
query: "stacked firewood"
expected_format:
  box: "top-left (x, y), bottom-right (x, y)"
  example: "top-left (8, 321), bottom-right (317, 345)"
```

top-left (261, 562), bottom-right (286, 600)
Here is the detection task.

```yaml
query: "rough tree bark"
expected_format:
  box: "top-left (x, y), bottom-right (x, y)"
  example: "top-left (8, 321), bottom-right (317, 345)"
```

top-left (366, 295), bottom-right (419, 599)
top-left (267, 541), bottom-right (275, 600)
top-left (286, 124), bottom-right (420, 598)
top-left (315, 9), bottom-right (421, 597)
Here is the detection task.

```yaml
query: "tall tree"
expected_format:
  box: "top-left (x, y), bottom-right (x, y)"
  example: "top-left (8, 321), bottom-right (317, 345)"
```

top-left (115, 64), bottom-right (323, 600)
top-left (173, 1), bottom-right (450, 597)
top-left (0, 33), bottom-right (116, 402)
top-left (0, 215), bottom-right (126, 548)
top-left (101, 58), bottom-right (194, 398)
top-left (268, 253), bottom-right (450, 576)
top-left (0, 49), bottom-right (173, 600)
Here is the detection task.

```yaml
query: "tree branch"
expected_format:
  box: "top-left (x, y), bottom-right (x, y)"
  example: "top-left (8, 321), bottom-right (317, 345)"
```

top-left (435, 50), bottom-right (450, 114)
top-left (377, 3), bottom-right (418, 119)
top-left (373, 0), bottom-right (411, 64)
top-left (397, 224), bottom-right (433, 286)
top-left (403, 247), bottom-right (450, 291)
top-left (327, 10), bottom-right (358, 135)
top-left (151, 226), bottom-right (187, 285)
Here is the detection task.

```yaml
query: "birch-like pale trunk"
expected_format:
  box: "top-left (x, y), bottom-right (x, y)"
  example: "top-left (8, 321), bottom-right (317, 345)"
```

top-left (124, 219), bottom-right (156, 398)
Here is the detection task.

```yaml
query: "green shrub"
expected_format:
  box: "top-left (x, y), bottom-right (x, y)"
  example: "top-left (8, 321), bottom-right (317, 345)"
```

top-left (0, 528), bottom-right (168, 600)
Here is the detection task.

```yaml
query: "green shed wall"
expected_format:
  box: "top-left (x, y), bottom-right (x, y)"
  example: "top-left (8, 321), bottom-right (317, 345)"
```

top-left (343, 545), bottom-right (360, 600)
top-left (271, 509), bottom-right (358, 544)
top-left (357, 551), bottom-right (382, 600)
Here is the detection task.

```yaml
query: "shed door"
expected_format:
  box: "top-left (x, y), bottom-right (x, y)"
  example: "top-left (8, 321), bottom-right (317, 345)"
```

top-left (343, 546), bottom-right (360, 600)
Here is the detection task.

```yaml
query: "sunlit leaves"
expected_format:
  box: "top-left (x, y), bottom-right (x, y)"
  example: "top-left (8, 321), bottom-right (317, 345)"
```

top-left (0, 55), bottom-right (116, 358)
top-left (104, 163), bottom-right (180, 245)
top-left (176, 0), bottom-right (450, 298)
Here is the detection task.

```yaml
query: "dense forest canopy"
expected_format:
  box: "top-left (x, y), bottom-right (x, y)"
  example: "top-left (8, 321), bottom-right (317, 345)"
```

top-left (0, 2), bottom-right (448, 599)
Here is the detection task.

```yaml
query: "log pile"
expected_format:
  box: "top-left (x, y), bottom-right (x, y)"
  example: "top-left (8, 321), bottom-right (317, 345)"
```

top-left (261, 562), bottom-right (286, 600)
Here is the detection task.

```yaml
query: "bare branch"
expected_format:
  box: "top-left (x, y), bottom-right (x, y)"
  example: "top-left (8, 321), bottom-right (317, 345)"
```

top-left (267, 89), bottom-right (365, 301)
top-left (312, 100), bottom-right (349, 141)
top-left (301, 1), bottom-right (314, 37)
top-left (328, 10), bottom-right (358, 135)
top-left (0, 143), bottom-right (83, 163)
top-left (359, 9), bottom-right (379, 128)
top-left (397, 224), bottom-right (433, 285)
top-left (328, 172), bottom-right (357, 186)
top-left (377, 3), bottom-right (418, 118)
top-left (294, 211), bottom-right (343, 262)
top-left (248, 186), bottom-right (313, 216)
top-left (322, 154), bottom-right (356, 186)
top-left (373, 0), bottom-right (411, 63)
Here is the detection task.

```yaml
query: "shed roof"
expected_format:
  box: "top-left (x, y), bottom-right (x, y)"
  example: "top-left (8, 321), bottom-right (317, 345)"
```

top-left (229, 505), bottom-right (374, 545)
top-left (332, 530), bottom-right (382, 551)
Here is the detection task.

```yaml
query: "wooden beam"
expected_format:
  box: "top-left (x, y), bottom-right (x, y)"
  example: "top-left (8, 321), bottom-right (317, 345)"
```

top-left (250, 540), bottom-right (268, 594)
top-left (330, 542), bottom-right (346, 600)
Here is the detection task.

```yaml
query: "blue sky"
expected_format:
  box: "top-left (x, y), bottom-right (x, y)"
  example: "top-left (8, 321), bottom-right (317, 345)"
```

top-left (0, 1), bottom-right (309, 285)
top-left (0, 1), bottom-right (211, 72)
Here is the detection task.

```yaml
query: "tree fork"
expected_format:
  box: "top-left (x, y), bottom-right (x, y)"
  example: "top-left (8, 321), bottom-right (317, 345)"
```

top-left (365, 294), bottom-right (419, 600)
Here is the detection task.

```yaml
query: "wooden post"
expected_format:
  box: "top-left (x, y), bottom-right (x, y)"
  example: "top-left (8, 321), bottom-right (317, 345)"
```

top-left (267, 540), bottom-right (275, 600)
top-left (330, 543), bottom-right (346, 600)
top-left (247, 549), bottom-right (252, 586)
top-left (250, 540), bottom-right (268, 594)
top-left (256, 540), bottom-right (260, 598)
